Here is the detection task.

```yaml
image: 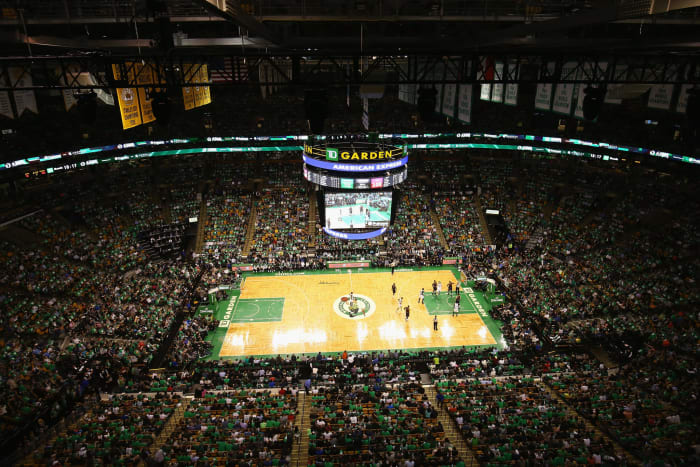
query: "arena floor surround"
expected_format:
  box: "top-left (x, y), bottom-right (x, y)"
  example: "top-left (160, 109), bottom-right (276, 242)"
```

top-left (199, 267), bottom-right (505, 359)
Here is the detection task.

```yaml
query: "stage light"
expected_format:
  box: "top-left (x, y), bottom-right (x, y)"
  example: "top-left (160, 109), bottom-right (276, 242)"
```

top-left (150, 91), bottom-right (171, 125)
top-left (582, 86), bottom-right (605, 121)
top-left (75, 92), bottom-right (97, 124)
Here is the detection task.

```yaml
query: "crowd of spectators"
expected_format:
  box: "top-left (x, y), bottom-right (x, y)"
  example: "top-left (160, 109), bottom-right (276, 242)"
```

top-left (1, 144), bottom-right (698, 465)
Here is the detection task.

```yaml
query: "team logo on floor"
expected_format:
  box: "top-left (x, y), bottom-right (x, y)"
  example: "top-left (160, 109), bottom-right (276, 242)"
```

top-left (333, 294), bottom-right (376, 320)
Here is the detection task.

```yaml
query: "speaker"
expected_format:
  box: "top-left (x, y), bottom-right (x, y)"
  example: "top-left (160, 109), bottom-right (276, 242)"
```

top-left (305, 89), bottom-right (328, 134)
top-left (582, 86), bottom-right (605, 121)
top-left (417, 88), bottom-right (437, 121)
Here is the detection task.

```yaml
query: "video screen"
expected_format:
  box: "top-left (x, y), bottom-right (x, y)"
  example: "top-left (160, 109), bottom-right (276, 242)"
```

top-left (324, 191), bottom-right (392, 229)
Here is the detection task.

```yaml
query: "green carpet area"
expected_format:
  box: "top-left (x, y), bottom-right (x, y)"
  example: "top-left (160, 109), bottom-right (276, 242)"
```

top-left (423, 292), bottom-right (477, 315)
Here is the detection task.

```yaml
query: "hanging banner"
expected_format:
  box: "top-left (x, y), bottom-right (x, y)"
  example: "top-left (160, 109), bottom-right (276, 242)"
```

top-left (136, 62), bottom-right (156, 124)
top-left (648, 80), bottom-right (675, 110)
top-left (504, 60), bottom-right (519, 106)
top-left (0, 72), bottom-right (13, 119)
top-left (182, 63), bottom-right (196, 111)
top-left (551, 61), bottom-right (578, 115)
top-left (534, 62), bottom-right (556, 110)
top-left (676, 84), bottom-right (693, 113)
top-left (491, 62), bottom-right (504, 103)
top-left (480, 84), bottom-right (491, 101)
top-left (605, 64), bottom-right (627, 105)
top-left (442, 83), bottom-right (456, 118)
top-left (112, 63), bottom-right (142, 129)
top-left (198, 64), bottom-right (212, 107)
top-left (457, 84), bottom-right (472, 124)
top-left (61, 89), bottom-right (77, 112)
top-left (259, 63), bottom-right (268, 99)
top-left (9, 67), bottom-right (38, 116)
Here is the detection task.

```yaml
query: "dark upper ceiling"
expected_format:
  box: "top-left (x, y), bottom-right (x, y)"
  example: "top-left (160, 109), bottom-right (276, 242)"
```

top-left (0, 0), bottom-right (699, 57)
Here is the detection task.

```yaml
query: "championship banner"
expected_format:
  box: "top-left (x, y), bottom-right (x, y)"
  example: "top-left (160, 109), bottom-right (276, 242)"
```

top-left (136, 62), bottom-right (157, 124)
top-left (112, 63), bottom-right (142, 129)
top-left (0, 72), bottom-right (15, 119)
top-left (551, 61), bottom-right (578, 115)
top-left (9, 67), bottom-right (38, 116)
top-left (182, 63), bottom-right (196, 111)
top-left (197, 64), bottom-right (211, 107)
top-left (457, 84), bottom-right (473, 124)
top-left (676, 84), bottom-right (693, 113)
top-left (534, 62), bottom-right (556, 110)
top-left (442, 83), bottom-right (456, 118)
top-left (490, 62), bottom-right (504, 103)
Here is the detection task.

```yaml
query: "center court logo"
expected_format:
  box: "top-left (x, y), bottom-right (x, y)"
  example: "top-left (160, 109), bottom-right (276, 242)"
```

top-left (333, 294), bottom-right (376, 320)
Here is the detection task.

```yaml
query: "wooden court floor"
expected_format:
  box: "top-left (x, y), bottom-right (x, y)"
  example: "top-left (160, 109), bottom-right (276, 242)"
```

top-left (220, 269), bottom-right (497, 357)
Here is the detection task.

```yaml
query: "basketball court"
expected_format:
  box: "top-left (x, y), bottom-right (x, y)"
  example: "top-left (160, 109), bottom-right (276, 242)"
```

top-left (200, 267), bottom-right (504, 359)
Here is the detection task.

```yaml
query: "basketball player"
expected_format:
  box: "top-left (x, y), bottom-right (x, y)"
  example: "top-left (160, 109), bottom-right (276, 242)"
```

top-left (392, 283), bottom-right (397, 297)
top-left (447, 281), bottom-right (453, 296)
top-left (455, 283), bottom-right (460, 297)
top-left (455, 293), bottom-right (461, 309)
top-left (396, 296), bottom-right (403, 313)
top-left (453, 301), bottom-right (459, 317)
top-left (432, 280), bottom-right (437, 296)
top-left (437, 281), bottom-right (442, 296)
top-left (418, 288), bottom-right (425, 304)
top-left (349, 291), bottom-right (354, 302)
top-left (433, 315), bottom-right (438, 331)
top-left (405, 304), bottom-right (410, 321)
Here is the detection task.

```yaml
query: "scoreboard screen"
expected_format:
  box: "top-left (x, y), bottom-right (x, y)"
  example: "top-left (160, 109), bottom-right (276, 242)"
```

top-left (324, 191), bottom-right (392, 229)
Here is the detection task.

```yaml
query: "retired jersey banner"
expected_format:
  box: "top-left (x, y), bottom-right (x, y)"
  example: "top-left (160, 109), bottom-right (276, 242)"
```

top-left (676, 84), bottom-right (693, 113)
top-left (479, 84), bottom-right (491, 101)
top-left (442, 83), bottom-right (456, 118)
top-left (504, 60), bottom-right (519, 106)
top-left (112, 63), bottom-right (142, 129)
top-left (605, 64), bottom-right (627, 105)
top-left (457, 84), bottom-right (473, 124)
top-left (0, 72), bottom-right (14, 119)
top-left (9, 67), bottom-right (38, 116)
top-left (534, 62), bottom-right (556, 110)
top-left (551, 61), bottom-right (578, 115)
top-left (491, 62), bottom-right (504, 103)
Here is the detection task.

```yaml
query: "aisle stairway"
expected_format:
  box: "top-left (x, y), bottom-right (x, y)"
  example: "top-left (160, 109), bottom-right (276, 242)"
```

top-left (291, 391), bottom-right (311, 467)
top-left (194, 197), bottom-right (207, 253)
top-left (430, 208), bottom-right (449, 250)
top-left (140, 398), bottom-right (192, 466)
top-left (474, 196), bottom-right (494, 244)
top-left (424, 386), bottom-right (479, 467)
top-left (539, 382), bottom-right (640, 465)
top-left (308, 192), bottom-right (317, 247)
top-left (241, 199), bottom-right (258, 257)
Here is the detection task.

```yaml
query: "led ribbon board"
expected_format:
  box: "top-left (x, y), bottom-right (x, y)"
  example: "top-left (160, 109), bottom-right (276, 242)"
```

top-left (302, 154), bottom-right (409, 173)
top-left (323, 227), bottom-right (387, 240)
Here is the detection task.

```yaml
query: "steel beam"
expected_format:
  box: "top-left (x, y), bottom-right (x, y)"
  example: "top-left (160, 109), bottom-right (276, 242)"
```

top-left (0, 53), bottom-right (697, 91)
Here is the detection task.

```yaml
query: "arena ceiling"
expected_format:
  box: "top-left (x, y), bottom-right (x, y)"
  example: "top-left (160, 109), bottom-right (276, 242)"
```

top-left (0, 0), bottom-right (699, 56)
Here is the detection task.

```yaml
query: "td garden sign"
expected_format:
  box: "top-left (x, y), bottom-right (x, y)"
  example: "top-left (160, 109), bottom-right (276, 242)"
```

top-left (303, 143), bottom-right (405, 162)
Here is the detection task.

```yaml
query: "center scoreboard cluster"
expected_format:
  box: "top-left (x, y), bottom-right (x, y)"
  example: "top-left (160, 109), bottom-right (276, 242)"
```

top-left (302, 141), bottom-right (408, 240)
